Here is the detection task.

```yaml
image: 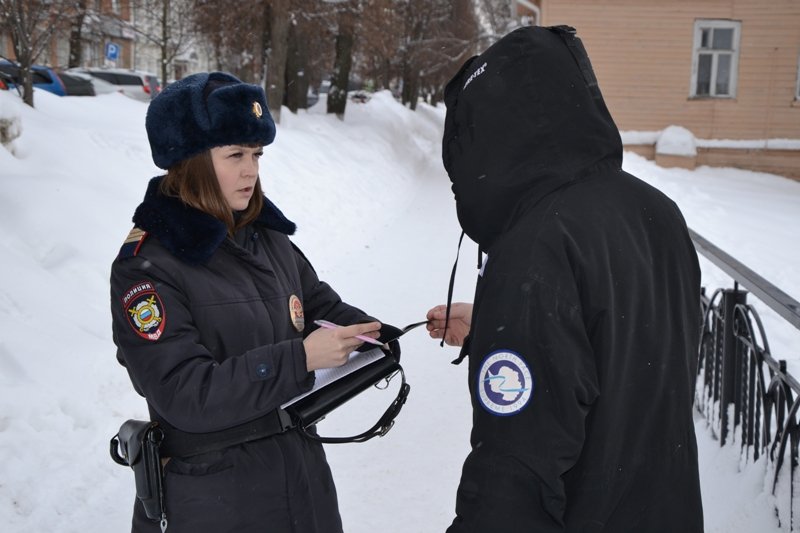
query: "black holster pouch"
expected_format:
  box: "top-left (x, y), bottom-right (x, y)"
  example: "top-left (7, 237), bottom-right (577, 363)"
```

top-left (110, 420), bottom-right (168, 531)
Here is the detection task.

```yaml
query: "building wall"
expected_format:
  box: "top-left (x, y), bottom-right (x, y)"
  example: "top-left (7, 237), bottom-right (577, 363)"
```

top-left (1, 34), bottom-right (10, 59)
top-left (25, 0), bottom-right (137, 69)
top-left (539, 0), bottom-right (800, 141)
top-left (698, 147), bottom-right (800, 178)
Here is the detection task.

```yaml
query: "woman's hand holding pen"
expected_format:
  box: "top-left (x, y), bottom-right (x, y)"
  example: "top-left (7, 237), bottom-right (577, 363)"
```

top-left (303, 321), bottom-right (382, 371)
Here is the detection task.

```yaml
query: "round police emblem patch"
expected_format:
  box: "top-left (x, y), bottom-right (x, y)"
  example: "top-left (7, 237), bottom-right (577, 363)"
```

top-left (477, 350), bottom-right (533, 416)
top-left (288, 294), bottom-right (305, 332)
top-left (122, 281), bottom-right (166, 341)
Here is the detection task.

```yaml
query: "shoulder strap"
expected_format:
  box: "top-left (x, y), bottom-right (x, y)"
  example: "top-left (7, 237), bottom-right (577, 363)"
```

top-left (118, 227), bottom-right (148, 259)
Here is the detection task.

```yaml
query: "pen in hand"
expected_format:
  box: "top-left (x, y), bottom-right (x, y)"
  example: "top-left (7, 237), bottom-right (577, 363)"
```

top-left (313, 319), bottom-right (385, 346)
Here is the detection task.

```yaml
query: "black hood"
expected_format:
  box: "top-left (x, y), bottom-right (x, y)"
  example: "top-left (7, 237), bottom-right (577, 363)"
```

top-left (442, 25), bottom-right (622, 249)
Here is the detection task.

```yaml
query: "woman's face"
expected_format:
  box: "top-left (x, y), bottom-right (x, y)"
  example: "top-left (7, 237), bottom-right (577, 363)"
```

top-left (210, 144), bottom-right (264, 211)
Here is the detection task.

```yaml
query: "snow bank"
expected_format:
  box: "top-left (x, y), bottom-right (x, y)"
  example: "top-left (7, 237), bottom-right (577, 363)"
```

top-left (656, 125), bottom-right (698, 156)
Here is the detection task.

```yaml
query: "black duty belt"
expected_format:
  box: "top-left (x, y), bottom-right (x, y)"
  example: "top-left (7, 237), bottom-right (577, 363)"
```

top-left (158, 408), bottom-right (294, 458)
top-left (124, 352), bottom-right (409, 459)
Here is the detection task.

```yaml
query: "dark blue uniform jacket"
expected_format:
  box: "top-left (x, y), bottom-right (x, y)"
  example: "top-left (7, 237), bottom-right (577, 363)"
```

top-left (111, 177), bottom-right (369, 533)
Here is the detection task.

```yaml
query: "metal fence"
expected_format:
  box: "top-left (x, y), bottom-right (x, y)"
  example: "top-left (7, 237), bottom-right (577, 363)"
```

top-left (692, 229), bottom-right (800, 530)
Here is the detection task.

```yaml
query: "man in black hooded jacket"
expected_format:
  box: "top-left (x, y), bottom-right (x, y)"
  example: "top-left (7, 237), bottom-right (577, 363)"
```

top-left (427, 26), bottom-right (704, 532)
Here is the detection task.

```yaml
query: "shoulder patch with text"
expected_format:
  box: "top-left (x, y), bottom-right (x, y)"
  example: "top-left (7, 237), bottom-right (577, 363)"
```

top-left (477, 350), bottom-right (533, 416)
top-left (122, 281), bottom-right (166, 341)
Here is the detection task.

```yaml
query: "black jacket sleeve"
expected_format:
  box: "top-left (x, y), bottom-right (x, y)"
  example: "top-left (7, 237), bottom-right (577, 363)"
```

top-left (453, 247), bottom-right (600, 531)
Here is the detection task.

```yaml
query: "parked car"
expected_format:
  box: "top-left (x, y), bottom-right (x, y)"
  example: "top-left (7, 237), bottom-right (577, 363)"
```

top-left (70, 68), bottom-right (161, 102)
top-left (58, 71), bottom-right (95, 96)
top-left (0, 60), bottom-right (67, 96)
top-left (59, 71), bottom-right (122, 97)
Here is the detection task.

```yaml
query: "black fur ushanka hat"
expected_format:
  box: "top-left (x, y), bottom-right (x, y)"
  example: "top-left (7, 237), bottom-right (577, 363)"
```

top-left (145, 72), bottom-right (276, 170)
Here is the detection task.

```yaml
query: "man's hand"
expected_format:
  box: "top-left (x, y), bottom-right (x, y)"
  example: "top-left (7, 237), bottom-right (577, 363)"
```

top-left (303, 321), bottom-right (382, 371)
top-left (426, 303), bottom-right (473, 347)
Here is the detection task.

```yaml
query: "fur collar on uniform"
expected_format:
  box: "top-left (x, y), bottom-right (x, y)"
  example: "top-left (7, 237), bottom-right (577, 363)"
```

top-left (132, 175), bottom-right (296, 264)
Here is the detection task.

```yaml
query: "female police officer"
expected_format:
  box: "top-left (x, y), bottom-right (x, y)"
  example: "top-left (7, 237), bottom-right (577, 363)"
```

top-left (110, 72), bottom-right (384, 532)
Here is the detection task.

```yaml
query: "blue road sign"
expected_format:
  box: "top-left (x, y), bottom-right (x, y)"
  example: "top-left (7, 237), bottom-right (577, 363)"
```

top-left (105, 42), bottom-right (120, 61)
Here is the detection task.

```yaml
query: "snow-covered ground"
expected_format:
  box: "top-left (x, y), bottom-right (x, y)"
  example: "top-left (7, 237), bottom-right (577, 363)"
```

top-left (0, 88), bottom-right (798, 532)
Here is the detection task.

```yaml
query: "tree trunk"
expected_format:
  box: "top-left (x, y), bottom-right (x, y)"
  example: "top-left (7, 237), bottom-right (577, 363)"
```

top-left (160, 0), bottom-right (170, 88)
top-left (429, 84), bottom-right (443, 107)
top-left (265, 0), bottom-right (290, 123)
top-left (284, 19), bottom-right (309, 112)
top-left (260, 1), bottom-right (271, 84)
top-left (401, 59), bottom-right (419, 110)
top-left (20, 64), bottom-right (34, 107)
top-left (381, 58), bottom-right (391, 91)
top-left (67, 1), bottom-right (87, 68)
top-left (327, 12), bottom-right (354, 119)
top-left (11, 40), bottom-right (34, 107)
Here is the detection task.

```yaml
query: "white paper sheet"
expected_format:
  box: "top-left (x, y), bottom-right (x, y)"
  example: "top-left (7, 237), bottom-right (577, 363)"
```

top-left (282, 347), bottom-right (386, 408)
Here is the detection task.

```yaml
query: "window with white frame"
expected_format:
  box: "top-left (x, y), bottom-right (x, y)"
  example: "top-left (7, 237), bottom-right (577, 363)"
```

top-left (796, 53), bottom-right (800, 100)
top-left (690, 19), bottom-right (742, 98)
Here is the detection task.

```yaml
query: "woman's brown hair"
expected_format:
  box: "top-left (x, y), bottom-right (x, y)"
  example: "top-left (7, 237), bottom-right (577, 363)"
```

top-left (160, 148), bottom-right (264, 235)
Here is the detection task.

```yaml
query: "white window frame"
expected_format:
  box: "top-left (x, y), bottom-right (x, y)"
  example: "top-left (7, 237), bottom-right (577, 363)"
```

top-left (796, 52), bottom-right (800, 100)
top-left (690, 19), bottom-right (742, 99)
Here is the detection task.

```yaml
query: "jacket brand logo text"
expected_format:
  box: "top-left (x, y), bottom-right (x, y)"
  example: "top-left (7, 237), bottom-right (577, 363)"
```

top-left (463, 62), bottom-right (488, 90)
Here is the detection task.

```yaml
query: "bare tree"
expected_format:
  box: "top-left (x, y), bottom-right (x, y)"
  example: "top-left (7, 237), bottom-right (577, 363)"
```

top-left (130, 0), bottom-right (195, 86)
top-left (284, 1), bottom-right (334, 112)
top-left (474, 0), bottom-right (517, 47)
top-left (391, 0), bottom-right (478, 110)
top-left (265, 0), bottom-right (290, 122)
top-left (284, 14), bottom-right (310, 112)
top-left (296, 10), bottom-right (335, 101)
top-left (193, 0), bottom-right (231, 71)
top-left (193, 0), bottom-right (263, 78)
top-left (189, 0), bottom-right (481, 117)
top-left (358, 0), bottom-right (403, 92)
top-left (193, 0), bottom-right (333, 117)
top-left (66, 0), bottom-right (88, 68)
top-left (422, 0), bottom-right (479, 106)
top-left (0, 0), bottom-right (68, 106)
top-left (327, 1), bottom-right (360, 118)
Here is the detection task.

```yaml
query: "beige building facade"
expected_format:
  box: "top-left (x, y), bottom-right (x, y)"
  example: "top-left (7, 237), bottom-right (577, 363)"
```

top-left (534, 0), bottom-right (800, 178)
